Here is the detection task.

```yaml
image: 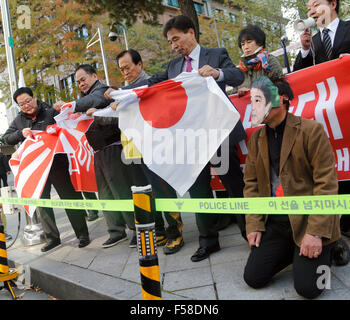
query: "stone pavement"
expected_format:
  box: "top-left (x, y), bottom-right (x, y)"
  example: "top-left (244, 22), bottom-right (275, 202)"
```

top-left (4, 206), bottom-right (350, 300)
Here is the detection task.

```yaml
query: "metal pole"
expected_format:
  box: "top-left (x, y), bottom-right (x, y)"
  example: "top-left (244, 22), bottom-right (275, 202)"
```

top-left (121, 24), bottom-right (129, 50)
top-left (98, 28), bottom-right (110, 86)
top-left (213, 18), bottom-right (221, 48)
top-left (208, 0), bottom-right (221, 48)
top-left (0, 0), bottom-right (18, 98)
top-left (131, 185), bottom-right (162, 300)
top-left (119, 23), bottom-right (129, 86)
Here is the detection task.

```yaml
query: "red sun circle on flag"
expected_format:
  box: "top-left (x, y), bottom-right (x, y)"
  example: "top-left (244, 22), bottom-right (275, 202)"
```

top-left (133, 80), bottom-right (188, 129)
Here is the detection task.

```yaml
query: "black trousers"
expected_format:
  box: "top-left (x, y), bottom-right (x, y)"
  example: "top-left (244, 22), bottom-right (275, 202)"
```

top-left (94, 145), bottom-right (141, 238)
top-left (244, 221), bottom-right (335, 299)
top-left (339, 181), bottom-right (350, 231)
top-left (82, 192), bottom-right (99, 216)
top-left (141, 163), bottom-right (183, 240)
top-left (38, 154), bottom-right (89, 241)
top-left (0, 173), bottom-right (8, 187)
top-left (189, 144), bottom-right (245, 248)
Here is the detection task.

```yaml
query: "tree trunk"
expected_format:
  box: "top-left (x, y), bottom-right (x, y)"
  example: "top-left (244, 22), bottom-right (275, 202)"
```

top-left (177, 0), bottom-right (200, 42)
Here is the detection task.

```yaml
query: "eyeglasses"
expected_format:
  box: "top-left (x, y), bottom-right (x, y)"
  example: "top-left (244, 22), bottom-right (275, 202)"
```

top-left (18, 98), bottom-right (33, 108)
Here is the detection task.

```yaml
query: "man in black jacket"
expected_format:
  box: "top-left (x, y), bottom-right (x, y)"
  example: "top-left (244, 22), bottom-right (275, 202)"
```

top-left (54, 64), bottom-right (138, 248)
top-left (3, 87), bottom-right (90, 252)
top-left (293, 0), bottom-right (350, 72)
top-left (0, 152), bottom-right (10, 187)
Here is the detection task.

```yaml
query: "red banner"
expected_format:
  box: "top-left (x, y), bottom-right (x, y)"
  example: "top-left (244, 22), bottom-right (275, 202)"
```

top-left (211, 56), bottom-right (350, 191)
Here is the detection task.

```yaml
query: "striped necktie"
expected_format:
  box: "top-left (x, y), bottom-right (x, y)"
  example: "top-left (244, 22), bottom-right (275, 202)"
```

top-left (322, 28), bottom-right (333, 60)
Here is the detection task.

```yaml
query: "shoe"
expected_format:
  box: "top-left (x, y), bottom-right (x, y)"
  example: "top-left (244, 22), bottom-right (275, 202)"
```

top-left (41, 239), bottom-right (61, 252)
top-left (331, 237), bottom-right (350, 266)
top-left (129, 234), bottom-right (137, 248)
top-left (5, 233), bottom-right (12, 241)
top-left (156, 235), bottom-right (168, 246)
top-left (78, 238), bottom-right (90, 248)
top-left (102, 234), bottom-right (127, 248)
top-left (163, 236), bottom-right (184, 255)
top-left (191, 244), bottom-right (220, 262)
top-left (87, 213), bottom-right (98, 222)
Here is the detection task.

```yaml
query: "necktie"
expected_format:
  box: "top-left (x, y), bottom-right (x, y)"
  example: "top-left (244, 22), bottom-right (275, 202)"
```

top-left (322, 28), bottom-right (333, 60)
top-left (186, 56), bottom-right (192, 72)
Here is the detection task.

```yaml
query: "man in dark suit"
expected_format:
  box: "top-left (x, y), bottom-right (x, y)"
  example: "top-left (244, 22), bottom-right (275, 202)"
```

top-left (293, 0), bottom-right (350, 71)
top-left (293, 0), bottom-right (350, 264)
top-left (107, 15), bottom-right (247, 262)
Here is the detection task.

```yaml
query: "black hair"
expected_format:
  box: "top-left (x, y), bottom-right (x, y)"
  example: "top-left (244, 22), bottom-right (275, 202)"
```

top-left (13, 87), bottom-right (33, 103)
top-left (272, 77), bottom-right (294, 99)
top-left (116, 49), bottom-right (143, 68)
top-left (75, 64), bottom-right (97, 75)
top-left (238, 24), bottom-right (266, 49)
top-left (272, 77), bottom-right (294, 110)
top-left (328, 0), bottom-right (339, 13)
top-left (163, 15), bottom-right (195, 38)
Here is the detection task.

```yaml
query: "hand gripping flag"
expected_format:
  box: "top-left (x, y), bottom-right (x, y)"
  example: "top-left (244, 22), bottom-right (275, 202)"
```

top-left (95, 72), bottom-right (241, 196)
top-left (10, 102), bottom-right (97, 216)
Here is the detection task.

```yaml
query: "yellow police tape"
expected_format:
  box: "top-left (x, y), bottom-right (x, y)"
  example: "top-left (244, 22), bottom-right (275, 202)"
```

top-left (0, 195), bottom-right (350, 215)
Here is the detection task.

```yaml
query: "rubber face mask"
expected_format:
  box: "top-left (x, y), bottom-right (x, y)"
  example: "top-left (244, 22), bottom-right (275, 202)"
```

top-left (250, 76), bottom-right (280, 127)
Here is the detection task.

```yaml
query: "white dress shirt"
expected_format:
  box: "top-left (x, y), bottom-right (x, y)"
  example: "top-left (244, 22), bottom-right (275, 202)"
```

top-left (183, 44), bottom-right (224, 81)
top-left (301, 17), bottom-right (340, 58)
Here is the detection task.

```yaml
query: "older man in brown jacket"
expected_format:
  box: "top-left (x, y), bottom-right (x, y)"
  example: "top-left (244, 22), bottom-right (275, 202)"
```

top-left (243, 76), bottom-right (341, 299)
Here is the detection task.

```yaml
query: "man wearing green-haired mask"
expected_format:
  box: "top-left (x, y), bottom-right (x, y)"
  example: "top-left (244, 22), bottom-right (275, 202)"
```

top-left (243, 76), bottom-right (344, 299)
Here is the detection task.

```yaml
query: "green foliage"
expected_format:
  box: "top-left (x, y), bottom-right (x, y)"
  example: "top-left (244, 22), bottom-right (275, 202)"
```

top-left (0, 74), bottom-right (12, 107)
top-left (0, 0), bottom-right (128, 106)
top-left (340, 0), bottom-right (350, 19)
top-left (127, 23), bottom-right (176, 76)
top-left (76, 0), bottom-right (165, 27)
top-left (0, 0), bottom-right (97, 104)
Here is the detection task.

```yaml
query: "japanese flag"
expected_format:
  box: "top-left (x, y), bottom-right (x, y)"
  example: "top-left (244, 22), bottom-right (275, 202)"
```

top-left (95, 72), bottom-right (241, 196)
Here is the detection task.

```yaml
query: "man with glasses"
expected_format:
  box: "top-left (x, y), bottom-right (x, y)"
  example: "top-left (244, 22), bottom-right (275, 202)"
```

top-left (3, 87), bottom-right (90, 252)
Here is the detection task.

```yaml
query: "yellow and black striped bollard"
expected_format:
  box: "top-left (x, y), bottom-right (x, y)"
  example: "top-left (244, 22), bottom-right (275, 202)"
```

top-left (131, 185), bottom-right (162, 300)
top-left (0, 224), bottom-right (18, 299)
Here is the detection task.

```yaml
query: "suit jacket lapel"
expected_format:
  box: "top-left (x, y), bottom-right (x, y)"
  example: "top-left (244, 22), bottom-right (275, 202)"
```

top-left (313, 31), bottom-right (327, 57)
top-left (280, 113), bottom-right (299, 173)
top-left (333, 20), bottom-right (346, 56)
top-left (173, 57), bottom-right (185, 77)
top-left (198, 47), bottom-right (209, 69)
top-left (257, 127), bottom-right (270, 180)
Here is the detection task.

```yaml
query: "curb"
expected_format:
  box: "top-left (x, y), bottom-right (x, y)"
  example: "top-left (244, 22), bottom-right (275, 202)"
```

top-left (7, 248), bottom-right (143, 300)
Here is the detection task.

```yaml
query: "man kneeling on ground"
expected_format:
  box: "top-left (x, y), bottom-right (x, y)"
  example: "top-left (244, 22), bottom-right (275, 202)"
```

top-left (243, 76), bottom-right (340, 299)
